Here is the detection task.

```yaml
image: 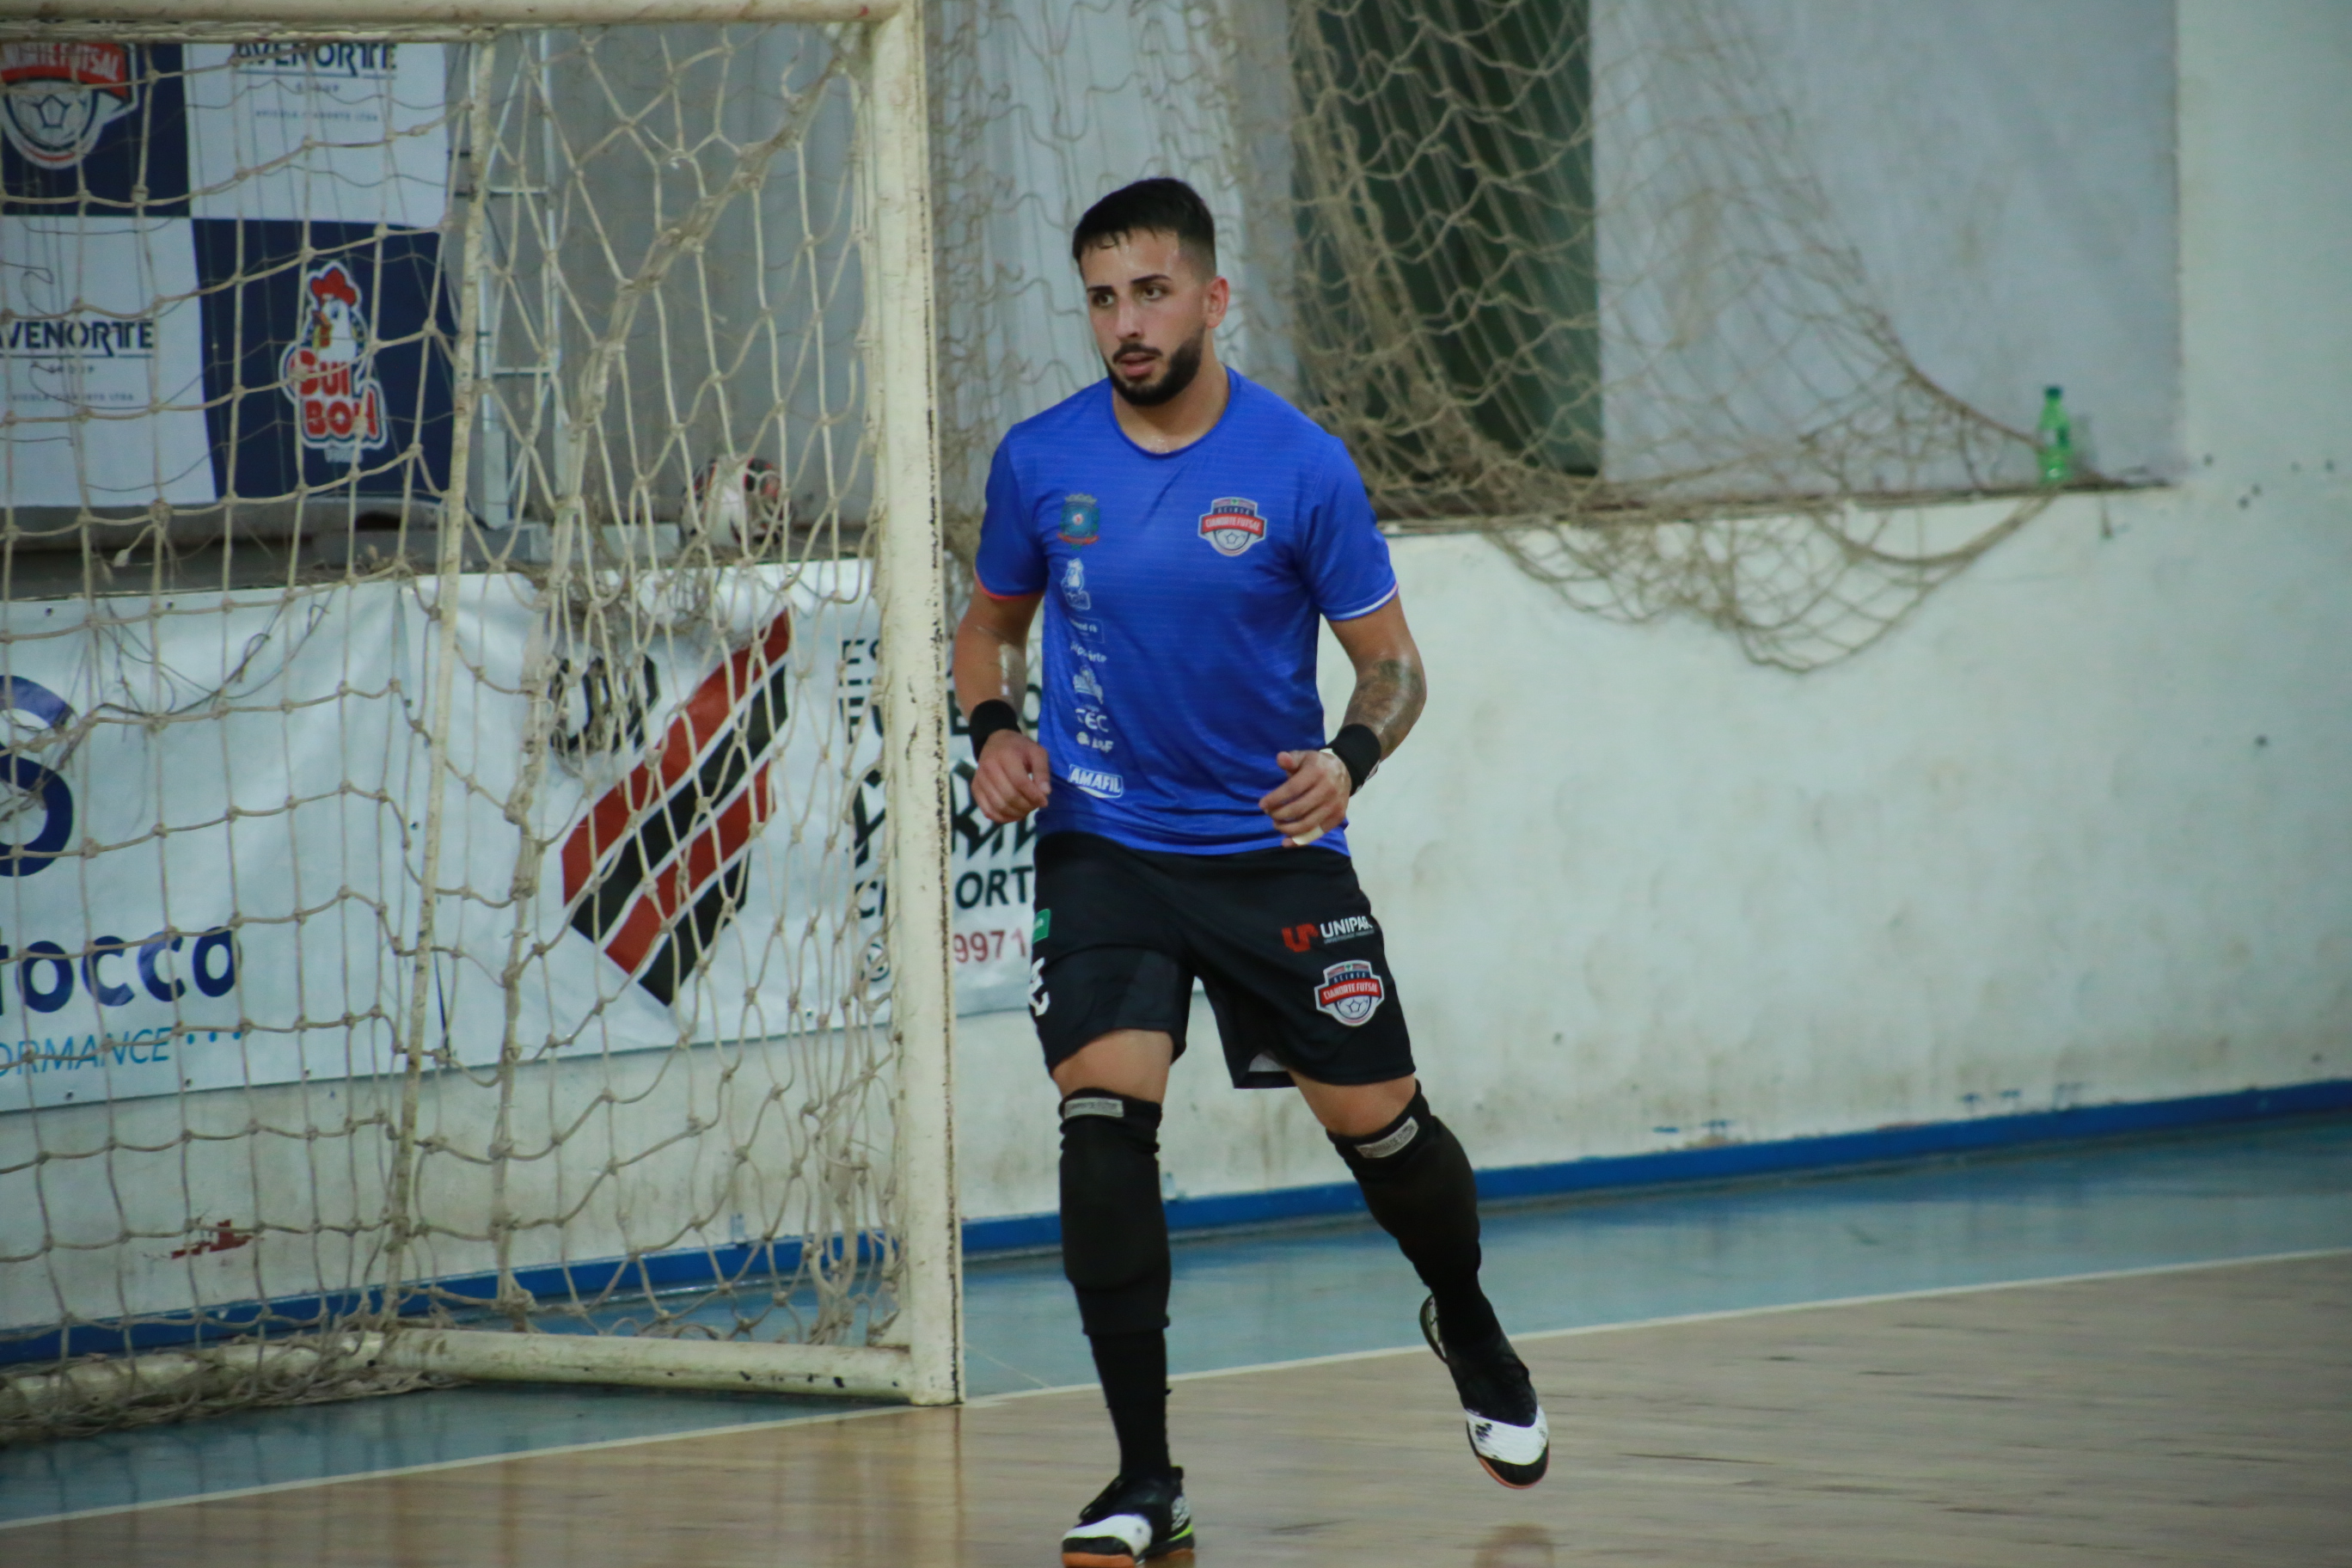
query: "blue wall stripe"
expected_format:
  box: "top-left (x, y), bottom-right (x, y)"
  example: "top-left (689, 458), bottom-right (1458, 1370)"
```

top-left (969, 1079), bottom-right (2352, 1253)
top-left (7, 1077), bottom-right (2347, 1369)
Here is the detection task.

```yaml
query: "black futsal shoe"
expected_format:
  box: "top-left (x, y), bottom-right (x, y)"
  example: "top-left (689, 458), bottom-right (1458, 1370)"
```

top-left (1421, 1295), bottom-right (1550, 1488)
top-left (1060, 1468), bottom-right (1196, 1566)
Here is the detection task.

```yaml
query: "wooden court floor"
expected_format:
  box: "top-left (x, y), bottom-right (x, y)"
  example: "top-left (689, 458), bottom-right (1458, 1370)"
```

top-left (9, 1252), bottom-right (2348, 1567)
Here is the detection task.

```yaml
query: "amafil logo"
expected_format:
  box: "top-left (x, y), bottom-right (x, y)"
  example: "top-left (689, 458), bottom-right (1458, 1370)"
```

top-left (0, 41), bottom-right (137, 170)
top-left (558, 616), bottom-right (791, 1007)
top-left (282, 260), bottom-right (389, 466)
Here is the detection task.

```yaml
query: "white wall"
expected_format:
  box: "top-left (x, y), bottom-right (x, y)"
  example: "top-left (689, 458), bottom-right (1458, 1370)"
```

top-left (948, 1), bottom-right (2352, 1225)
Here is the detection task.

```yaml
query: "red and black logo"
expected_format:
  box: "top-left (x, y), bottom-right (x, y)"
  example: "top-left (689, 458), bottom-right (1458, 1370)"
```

top-left (558, 615), bottom-right (790, 1005)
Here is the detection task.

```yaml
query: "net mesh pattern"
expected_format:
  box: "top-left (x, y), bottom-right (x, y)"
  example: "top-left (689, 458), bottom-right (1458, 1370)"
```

top-left (930, 0), bottom-right (2070, 670)
top-left (0, 23), bottom-right (910, 1440)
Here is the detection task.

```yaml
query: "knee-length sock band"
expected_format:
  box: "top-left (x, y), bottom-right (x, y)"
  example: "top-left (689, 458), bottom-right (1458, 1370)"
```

top-left (1060, 1089), bottom-right (1173, 1479)
top-left (1331, 1090), bottom-right (1504, 1348)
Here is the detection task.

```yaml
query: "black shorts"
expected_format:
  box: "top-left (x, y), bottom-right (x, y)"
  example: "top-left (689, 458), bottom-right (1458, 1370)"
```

top-left (1028, 830), bottom-right (1416, 1090)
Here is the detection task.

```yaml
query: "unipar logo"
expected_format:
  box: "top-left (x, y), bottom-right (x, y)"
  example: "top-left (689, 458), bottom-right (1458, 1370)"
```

top-left (1281, 914), bottom-right (1377, 952)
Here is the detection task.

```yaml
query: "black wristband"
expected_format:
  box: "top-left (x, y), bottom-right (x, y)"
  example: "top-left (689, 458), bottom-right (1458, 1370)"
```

top-left (967, 699), bottom-right (1021, 763)
top-left (1326, 723), bottom-right (1382, 795)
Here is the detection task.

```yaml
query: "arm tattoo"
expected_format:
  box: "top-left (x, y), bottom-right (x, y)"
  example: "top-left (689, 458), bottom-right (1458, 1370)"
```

top-left (1342, 654), bottom-right (1425, 757)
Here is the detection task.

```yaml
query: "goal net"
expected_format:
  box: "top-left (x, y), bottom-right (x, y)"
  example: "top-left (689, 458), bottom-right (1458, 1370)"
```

top-left (929, 0), bottom-right (2074, 671)
top-left (0, 2), bottom-right (959, 1440)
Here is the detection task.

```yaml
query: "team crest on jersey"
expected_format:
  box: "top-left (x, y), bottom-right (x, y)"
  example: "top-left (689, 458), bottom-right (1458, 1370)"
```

top-left (282, 260), bottom-right (389, 466)
top-left (1059, 493), bottom-right (1100, 545)
top-left (0, 42), bottom-right (138, 169)
top-left (1314, 959), bottom-right (1385, 1026)
top-left (1197, 496), bottom-right (1266, 557)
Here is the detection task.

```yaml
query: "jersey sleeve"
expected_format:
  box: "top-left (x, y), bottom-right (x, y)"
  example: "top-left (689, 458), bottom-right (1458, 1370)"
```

top-left (1301, 441), bottom-right (1399, 621)
top-left (974, 440), bottom-right (1047, 598)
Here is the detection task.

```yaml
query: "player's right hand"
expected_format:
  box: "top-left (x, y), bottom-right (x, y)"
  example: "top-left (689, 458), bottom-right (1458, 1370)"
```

top-left (972, 730), bottom-right (1052, 824)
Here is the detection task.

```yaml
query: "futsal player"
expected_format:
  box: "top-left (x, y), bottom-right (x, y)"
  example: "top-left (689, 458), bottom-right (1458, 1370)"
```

top-left (952, 178), bottom-right (1548, 1568)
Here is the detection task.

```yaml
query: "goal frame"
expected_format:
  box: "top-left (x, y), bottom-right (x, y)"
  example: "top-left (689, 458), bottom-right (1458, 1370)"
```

top-left (0, 0), bottom-right (962, 1409)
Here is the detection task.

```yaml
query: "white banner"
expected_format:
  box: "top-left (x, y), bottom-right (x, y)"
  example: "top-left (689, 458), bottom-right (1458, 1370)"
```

top-left (0, 217), bottom-right (213, 507)
top-left (0, 572), bottom-right (1032, 1112)
top-left (186, 42), bottom-right (449, 227)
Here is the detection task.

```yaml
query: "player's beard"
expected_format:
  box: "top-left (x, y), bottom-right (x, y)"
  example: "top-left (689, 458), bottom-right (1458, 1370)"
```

top-left (1106, 326), bottom-right (1205, 407)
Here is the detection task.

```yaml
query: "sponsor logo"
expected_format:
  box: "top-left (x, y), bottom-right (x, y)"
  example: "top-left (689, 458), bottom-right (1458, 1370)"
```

top-left (1058, 492), bottom-right (1100, 545)
top-left (1069, 640), bottom-right (1106, 665)
top-left (1060, 556), bottom-right (1092, 610)
top-left (0, 42), bottom-right (137, 170)
top-left (1313, 959), bottom-right (1385, 1026)
top-left (557, 615), bottom-right (792, 1007)
top-left (1065, 764), bottom-right (1124, 799)
top-left (0, 316), bottom-right (156, 360)
top-left (1281, 914), bottom-right (1378, 952)
top-left (1032, 908), bottom-right (1050, 944)
top-left (0, 676), bottom-right (76, 879)
top-left (1071, 665), bottom-right (1104, 701)
top-left (230, 40), bottom-right (399, 78)
top-left (281, 260), bottom-right (389, 466)
top-left (1197, 496), bottom-right (1266, 557)
top-left (1028, 956), bottom-right (1050, 1017)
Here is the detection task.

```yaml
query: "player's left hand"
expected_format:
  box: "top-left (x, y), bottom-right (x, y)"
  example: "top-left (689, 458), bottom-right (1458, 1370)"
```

top-left (1261, 750), bottom-right (1351, 848)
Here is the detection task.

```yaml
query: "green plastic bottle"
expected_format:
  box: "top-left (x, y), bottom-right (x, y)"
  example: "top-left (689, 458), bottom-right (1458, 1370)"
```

top-left (2036, 385), bottom-right (2073, 485)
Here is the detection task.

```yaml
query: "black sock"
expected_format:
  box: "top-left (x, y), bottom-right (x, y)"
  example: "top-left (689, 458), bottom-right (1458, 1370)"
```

top-left (1087, 1326), bottom-right (1172, 1480)
top-left (1332, 1091), bottom-right (1504, 1347)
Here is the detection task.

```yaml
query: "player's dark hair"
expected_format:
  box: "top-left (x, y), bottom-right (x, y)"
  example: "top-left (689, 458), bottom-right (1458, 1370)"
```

top-left (1071, 177), bottom-right (1218, 278)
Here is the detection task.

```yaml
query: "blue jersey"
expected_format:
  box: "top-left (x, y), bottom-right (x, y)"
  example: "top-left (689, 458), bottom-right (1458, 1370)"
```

top-left (976, 371), bottom-right (1397, 855)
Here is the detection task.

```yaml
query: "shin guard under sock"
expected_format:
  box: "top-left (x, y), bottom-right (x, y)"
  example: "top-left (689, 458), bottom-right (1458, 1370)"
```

top-left (1060, 1089), bottom-right (1173, 1479)
top-left (1087, 1327), bottom-right (1173, 1481)
top-left (1331, 1090), bottom-right (1504, 1347)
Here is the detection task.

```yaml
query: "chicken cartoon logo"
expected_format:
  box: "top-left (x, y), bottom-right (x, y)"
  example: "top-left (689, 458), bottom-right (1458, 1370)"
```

top-left (280, 260), bottom-right (388, 465)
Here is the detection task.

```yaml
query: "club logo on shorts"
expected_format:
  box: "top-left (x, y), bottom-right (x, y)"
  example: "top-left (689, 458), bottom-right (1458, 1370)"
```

top-left (1059, 493), bottom-right (1100, 545)
top-left (1032, 908), bottom-right (1050, 944)
top-left (1197, 496), bottom-right (1266, 558)
top-left (1314, 959), bottom-right (1386, 1026)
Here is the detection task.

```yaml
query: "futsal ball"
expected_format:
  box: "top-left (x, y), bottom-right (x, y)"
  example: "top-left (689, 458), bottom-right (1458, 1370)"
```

top-left (689, 456), bottom-right (787, 553)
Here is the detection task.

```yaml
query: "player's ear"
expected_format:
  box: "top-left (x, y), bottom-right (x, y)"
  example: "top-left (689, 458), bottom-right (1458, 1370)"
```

top-left (1203, 273), bottom-right (1229, 330)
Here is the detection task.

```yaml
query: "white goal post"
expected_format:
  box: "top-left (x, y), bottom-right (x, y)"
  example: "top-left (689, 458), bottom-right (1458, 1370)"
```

top-left (0, 0), bottom-right (959, 1425)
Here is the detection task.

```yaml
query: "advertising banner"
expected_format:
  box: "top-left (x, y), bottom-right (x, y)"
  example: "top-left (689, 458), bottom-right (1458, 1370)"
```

top-left (0, 40), bottom-right (452, 506)
top-left (0, 41), bottom-right (189, 217)
top-left (192, 220), bottom-right (456, 499)
top-left (0, 217), bottom-right (214, 506)
top-left (184, 42), bottom-right (449, 228)
top-left (0, 573), bottom-right (1034, 1112)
